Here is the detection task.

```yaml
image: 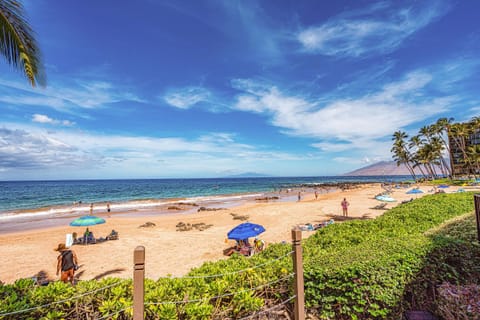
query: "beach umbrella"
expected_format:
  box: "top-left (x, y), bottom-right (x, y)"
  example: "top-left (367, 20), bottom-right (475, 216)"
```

top-left (70, 215), bottom-right (106, 245)
top-left (375, 195), bottom-right (396, 202)
top-left (406, 189), bottom-right (424, 194)
top-left (227, 222), bottom-right (265, 240)
top-left (70, 215), bottom-right (105, 227)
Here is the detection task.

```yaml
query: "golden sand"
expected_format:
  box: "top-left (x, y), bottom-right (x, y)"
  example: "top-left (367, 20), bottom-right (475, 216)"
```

top-left (0, 183), bottom-right (464, 284)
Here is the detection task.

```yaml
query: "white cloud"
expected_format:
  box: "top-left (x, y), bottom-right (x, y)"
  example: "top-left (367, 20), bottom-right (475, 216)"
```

top-left (232, 71), bottom-right (453, 152)
top-left (297, 2), bottom-right (447, 57)
top-left (163, 86), bottom-right (211, 109)
top-left (0, 78), bottom-right (143, 112)
top-left (0, 127), bottom-right (83, 169)
top-left (32, 114), bottom-right (75, 126)
top-left (0, 123), bottom-right (307, 178)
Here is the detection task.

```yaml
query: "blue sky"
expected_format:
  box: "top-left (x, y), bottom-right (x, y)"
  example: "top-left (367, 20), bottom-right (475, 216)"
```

top-left (0, 0), bottom-right (479, 180)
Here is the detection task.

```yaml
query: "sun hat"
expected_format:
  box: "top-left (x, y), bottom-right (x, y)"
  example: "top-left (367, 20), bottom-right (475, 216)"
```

top-left (54, 243), bottom-right (67, 251)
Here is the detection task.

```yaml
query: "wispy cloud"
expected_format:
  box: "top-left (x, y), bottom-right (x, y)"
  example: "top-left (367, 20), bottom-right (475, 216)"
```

top-left (32, 114), bottom-right (75, 126)
top-left (297, 1), bottom-right (448, 57)
top-left (0, 127), bottom-right (84, 169)
top-left (232, 70), bottom-right (454, 152)
top-left (163, 86), bottom-right (211, 109)
top-left (0, 123), bottom-right (307, 178)
top-left (0, 77), bottom-right (143, 112)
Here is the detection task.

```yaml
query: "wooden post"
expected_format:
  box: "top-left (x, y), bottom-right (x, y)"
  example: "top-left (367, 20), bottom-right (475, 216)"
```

top-left (292, 229), bottom-right (305, 320)
top-left (474, 195), bottom-right (480, 244)
top-left (133, 246), bottom-right (145, 320)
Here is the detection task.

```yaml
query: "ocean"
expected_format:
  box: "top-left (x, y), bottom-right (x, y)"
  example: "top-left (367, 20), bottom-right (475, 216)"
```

top-left (0, 176), bottom-right (410, 223)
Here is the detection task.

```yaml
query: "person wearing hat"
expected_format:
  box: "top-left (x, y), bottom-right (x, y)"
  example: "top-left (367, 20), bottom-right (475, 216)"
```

top-left (55, 243), bottom-right (78, 285)
top-left (254, 237), bottom-right (265, 253)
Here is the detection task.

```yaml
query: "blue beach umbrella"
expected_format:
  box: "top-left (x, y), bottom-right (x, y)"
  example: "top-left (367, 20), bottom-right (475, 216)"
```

top-left (406, 189), bottom-right (424, 194)
top-left (70, 215), bottom-right (106, 227)
top-left (227, 222), bottom-right (265, 240)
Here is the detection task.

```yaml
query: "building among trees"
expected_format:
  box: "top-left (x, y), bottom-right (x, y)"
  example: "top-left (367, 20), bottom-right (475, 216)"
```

top-left (448, 119), bottom-right (480, 177)
top-left (391, 117), bottom-right (480, 181)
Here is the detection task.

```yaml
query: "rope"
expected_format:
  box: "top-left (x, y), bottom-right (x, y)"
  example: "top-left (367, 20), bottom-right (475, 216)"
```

top-left (0, 280), bottom-right (126, 317)
top-left (0, 252), bottom-right (294, 317)
top-left (145, 273), bottom-right (294, 306)
top-left (158, 251), bottom-right (294, 280)
top-left (237, 295), bottom-right (297, 320)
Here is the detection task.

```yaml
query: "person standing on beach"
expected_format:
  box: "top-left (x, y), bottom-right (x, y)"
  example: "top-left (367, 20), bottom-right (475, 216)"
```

top-left (55, 243), bottom-right (78, 285)
top-left (297, 191), bottom-right (301, 202)
top-left (341, 198), bottom-right (349, 217)
top-left (107, 203), bottom-right (111, 213)
top-left (314, 190), bottom-right (318, 200)
top-left (89, 203), bottom-right (94, 215)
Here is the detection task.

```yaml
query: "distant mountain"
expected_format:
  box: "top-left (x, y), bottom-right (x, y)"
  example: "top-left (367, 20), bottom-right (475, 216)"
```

top-left (345, 161), bottom-right (418, 176)
top-left (224, 172), bottom-right (271, 178)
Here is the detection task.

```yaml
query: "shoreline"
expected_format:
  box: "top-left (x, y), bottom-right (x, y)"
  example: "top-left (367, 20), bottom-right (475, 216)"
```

top-left (0, 184), bottom-right (343, 234)
top-left (0, 182), bottom-right (467, 284)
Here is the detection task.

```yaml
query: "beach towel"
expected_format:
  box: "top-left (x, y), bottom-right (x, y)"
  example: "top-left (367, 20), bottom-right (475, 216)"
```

top-left (65, 233), bottom-right (73, 248)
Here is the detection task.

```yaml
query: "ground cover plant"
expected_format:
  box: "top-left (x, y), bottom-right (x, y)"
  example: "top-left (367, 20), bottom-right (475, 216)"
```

top-left (0, 192), bottom-right (478, 319)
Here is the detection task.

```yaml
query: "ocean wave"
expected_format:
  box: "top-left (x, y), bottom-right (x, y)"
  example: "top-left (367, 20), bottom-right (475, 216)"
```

top-left (0, 192), bottom-right (268, 222)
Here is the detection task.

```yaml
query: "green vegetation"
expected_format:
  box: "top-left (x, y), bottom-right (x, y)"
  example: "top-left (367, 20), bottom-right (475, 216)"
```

top-left (430, 178), bottom-right (474, 186)
top-left (391, 116), bottom-right (480, 180)
top-left (1, 193), bottom-right (479, 319)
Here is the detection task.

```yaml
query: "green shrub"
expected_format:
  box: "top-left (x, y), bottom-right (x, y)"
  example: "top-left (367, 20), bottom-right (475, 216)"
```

top-left (0, 192), bottom-right (478, 319)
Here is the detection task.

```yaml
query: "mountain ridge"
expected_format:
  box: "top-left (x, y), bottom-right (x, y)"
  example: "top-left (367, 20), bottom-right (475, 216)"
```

top-left (345, 161), bottom-right (417, 176)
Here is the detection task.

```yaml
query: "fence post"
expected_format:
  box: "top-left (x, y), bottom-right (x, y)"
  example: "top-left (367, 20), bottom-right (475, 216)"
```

top-left (292, 229), bottom-right (305, 320)
top-left (474, 195), bottom-right (480, 244)
top-left (133, 246), bottom-right (145, 320)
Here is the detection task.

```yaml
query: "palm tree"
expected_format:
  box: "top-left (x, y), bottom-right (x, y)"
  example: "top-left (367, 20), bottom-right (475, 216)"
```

top-left (470, 116), bottom-right (480, 129)
top-left (467, 144), bottom-right (480, 177)
top-left (449, 123), bottom-right (471, 173)
top-left (433, 117), bottom-right (454, 177)
top-left (0, 0), bottom-right (45, 86)
top-left (391, 131), bottom-right (416, 180)
top-left (408, 135), bottom-right (427, 178)
top-left (430, 136), bottom-right (447, 177)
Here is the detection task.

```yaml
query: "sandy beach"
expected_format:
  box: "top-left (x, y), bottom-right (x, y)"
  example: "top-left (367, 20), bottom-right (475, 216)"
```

top-left (0, 183), bottom-right (467, 284)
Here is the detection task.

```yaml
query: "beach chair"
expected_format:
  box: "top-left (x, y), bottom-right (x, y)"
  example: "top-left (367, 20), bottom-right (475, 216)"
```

top-left (106, 229), bottom-right (119, 240)
top-left (371, 203), bottom-right (387, 210)
top-left (83, 232), bottom-right (96, 244)
top-left (239, 245), bottom-right (254, 256)
top-left (224, 240), bottom-right (254, 257)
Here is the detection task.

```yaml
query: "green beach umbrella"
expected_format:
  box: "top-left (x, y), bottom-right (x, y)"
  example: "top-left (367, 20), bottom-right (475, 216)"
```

top-left (70, 215), bottom-right (105, 227)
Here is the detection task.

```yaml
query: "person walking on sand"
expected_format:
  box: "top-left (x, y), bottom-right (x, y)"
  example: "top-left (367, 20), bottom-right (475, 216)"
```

top-left (107, 202), bottom-right (111, 213)
top-left (341, 198), bottom-right (349, 217)
top-left (55, 243), bottom-right (78, 285)
top-left (89, 203), bottom-right (94, 215)
top-left (297, 191), bottom-right (301, 202)
top-left (314, 190), bottom-right (318, 200)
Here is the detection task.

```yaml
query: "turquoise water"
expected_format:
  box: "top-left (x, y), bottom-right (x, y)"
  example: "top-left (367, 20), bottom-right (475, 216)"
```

top-left (0, 176), bottom-right (409, 216)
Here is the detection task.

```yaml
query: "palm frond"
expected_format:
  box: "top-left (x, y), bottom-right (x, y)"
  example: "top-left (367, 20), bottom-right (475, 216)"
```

top-left (0, 0), bottom-right (45, 86)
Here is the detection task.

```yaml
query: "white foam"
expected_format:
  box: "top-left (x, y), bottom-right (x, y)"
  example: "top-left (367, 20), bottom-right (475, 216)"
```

top-left (0, 192), bottom-right (268, 223)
